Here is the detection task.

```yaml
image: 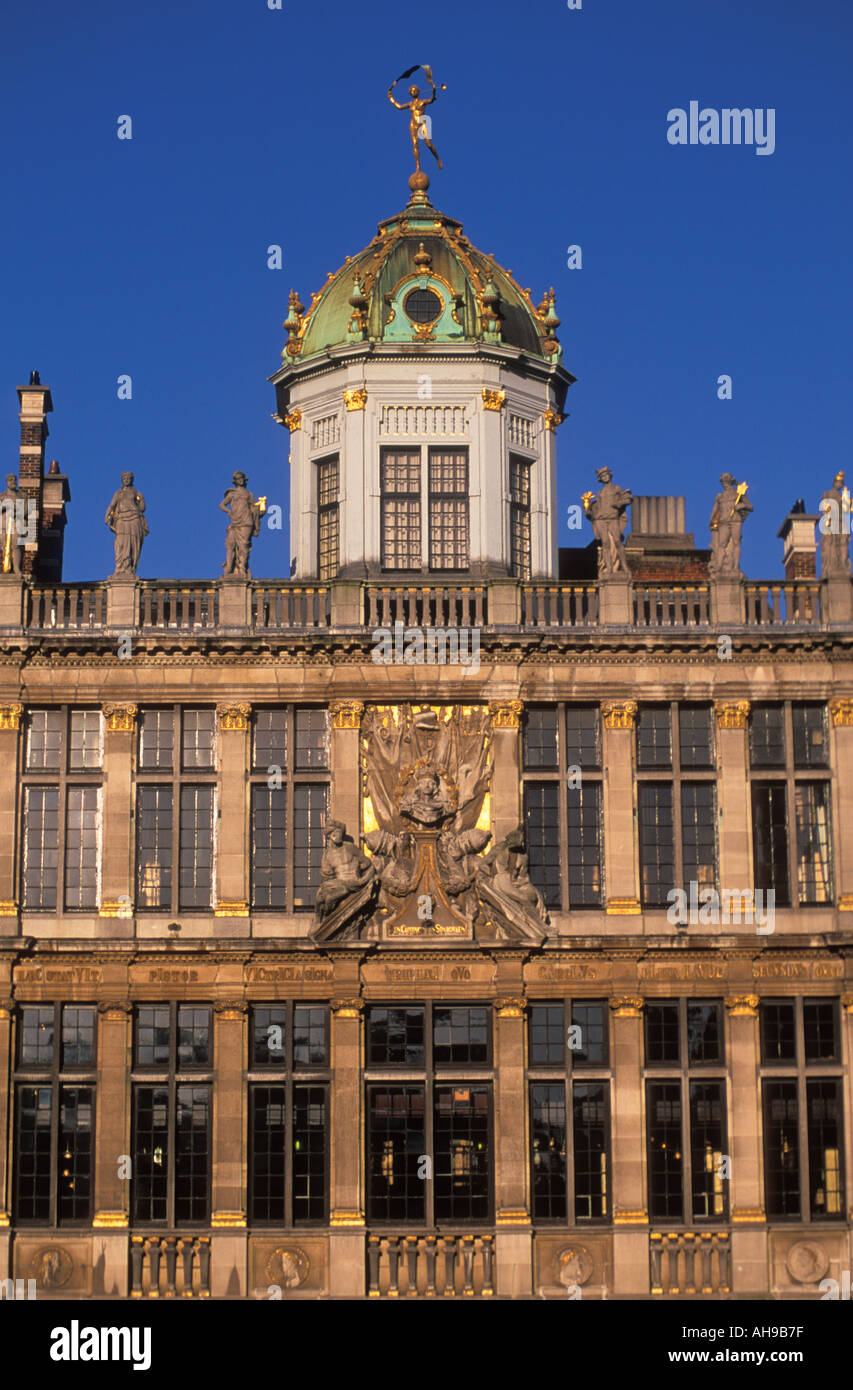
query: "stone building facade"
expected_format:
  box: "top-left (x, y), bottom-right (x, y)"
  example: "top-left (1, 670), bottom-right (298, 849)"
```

top-left (1, 175), bottom-right (852, 1300)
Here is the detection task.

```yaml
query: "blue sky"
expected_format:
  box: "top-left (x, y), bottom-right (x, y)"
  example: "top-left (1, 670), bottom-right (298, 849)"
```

top-left (1, 0), bottom-right (850, 580)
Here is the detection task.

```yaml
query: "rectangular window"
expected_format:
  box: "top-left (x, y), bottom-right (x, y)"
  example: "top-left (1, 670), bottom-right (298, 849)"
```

top-left (178, 785), bottom-right (214, 909)
top-left (638, 784), bottom-right (674, 908)
top-left (26, 710), bottom-right (63, 772)
top-left (68, 711), bottom-right (102, 771)
top-left (381, 449), bottom-right (421, 570)
top-left (678, 706), bottom-right (714, 770)
top-left (61, 1006), bottom-right (96, 1068)
top-left (751, 782), bottom-right (790, 906)
top-left (250, 785), bottom-right (286, 909)
top-left (138, 709), bottom-right (174, 770)
top-left (565, 707), bottom-right (602, 770)
top-left (249, 709), bottom-right (331, 912)
top-left (762, 1080), bottom-right (800, 1218)
top-left (18, 1005), bottom-right (55, 1067)
top-left (523, 707), bottom-right (559, 770)
top-left (174, 1085), bottom-right (211, 1224)
top-left (567, 783), bottom-right (603, 907)
top-left (689, 1080), bottom-right (725, 1220)
top-left (250, 1084), bottom-right (286, 1223)
top-left (531, 1082), bottom-right (566, 1219)
top-left (428, 449), bottom-right (469, 570)
top-left (252, 710), bottom-right (287, 771)
top-left (317, 455), bottom-right (340, 582)
top-left (680, 783), bottom-right (717, 894)
top-left (637, 706), bottom-right (672, 769)
top-left (181, 709), bottom-right (216, 771)
top-left (293, 784), bottom-right (328, 908)
top-left (64, 786), bottom-right (99, 910)
top-left (524, 783), bottom-right (561, 909)
top-left (135, 710), bottom-right (217, 915)
top-left (22, 786), bottom-right (59, 911)
top-left (795, 782), bottom-right (833, 905)
top-left (646, 1081), bottom-right (683, 1221)
top-left (637, 704), bottom-right (717, 911)
top-left (750, 704), bottom-right (786, 768)
top-left (433, 1085), bottom-right (491, 1222)
top-left (135, 788), bottom-right (172, 911)
top-left (573, 1081), bottom-right (609, 1221)
top-left (367, 1006), bottom-right (426, 1067)
top-left (367, 1086), bottom-right (426, 1223)
top-left (792, 703), bottom-right (828, 769)
top-left (509, 455), bottom-right (531, 580)
top-left (522, 705), bottom-right (604, 912)
top-left (433, 1007), bottom-right (490, 1066)
top-left (645, 1000), bottom-right (723, 1067)
top-left (131, 1086), bottom-right (169, 1224)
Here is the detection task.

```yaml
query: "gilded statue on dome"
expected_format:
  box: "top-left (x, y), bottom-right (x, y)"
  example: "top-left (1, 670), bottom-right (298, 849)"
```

top-left (387, 65), bottom-right (446, 175)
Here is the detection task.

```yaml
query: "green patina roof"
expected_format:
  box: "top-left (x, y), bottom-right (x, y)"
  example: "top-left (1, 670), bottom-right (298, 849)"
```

top-left (283, 190), bottom-right (560, 363)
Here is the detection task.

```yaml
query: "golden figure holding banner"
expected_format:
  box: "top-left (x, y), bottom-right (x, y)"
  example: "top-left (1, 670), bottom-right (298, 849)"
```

top-left (388, 65), bottom-right (446, 175)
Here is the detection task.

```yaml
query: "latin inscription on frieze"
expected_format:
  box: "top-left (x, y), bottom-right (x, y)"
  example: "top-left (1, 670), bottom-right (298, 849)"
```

top-left (15, 966), bottom-right (103, 984)
top-left (753, 961), bottom-right (843, 980)
top-left (246, 967), bottom-right (334, 983)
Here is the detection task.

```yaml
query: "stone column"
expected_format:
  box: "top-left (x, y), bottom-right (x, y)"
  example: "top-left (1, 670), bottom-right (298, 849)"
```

top-left (493, 987), bottom-right (531, 1296)
top-left (92, 1000), bottom-right (131, 1297)
top-left (830, 701), bottom-right (853, 916)
top-left (0, 705), bottom-right (22, 934)
top-left (477, 388), bottom-right (505, 573)
top-left (601, 702), bottom-right (640, 916)
top-left (726, 994), bottom-right (767, 1294)
top-left (0, 995), bottom-right (13, 1271)
top-left (214, 705), bottom-right (250, 926)
top-left (714, 701), bottom-right (752, 895)
top-left (841, 996), bottom-right (853, 1256)
top-left (99, 705), bottom-right (137, 927)
top-left (330, 701), bottom-right (363, 837)
top-left (488, 702), bottom-right (522, 844)
top-left (329, 988), bottom-right (365, 1297)
top-left (610, 995), bottom-right (649, 1294)
top-left (210, 999), bottom-right (247, 1297)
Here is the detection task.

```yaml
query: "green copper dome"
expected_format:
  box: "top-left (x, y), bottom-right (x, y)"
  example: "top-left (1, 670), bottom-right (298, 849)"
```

top-left (281, 188), bottom-right (562, 364)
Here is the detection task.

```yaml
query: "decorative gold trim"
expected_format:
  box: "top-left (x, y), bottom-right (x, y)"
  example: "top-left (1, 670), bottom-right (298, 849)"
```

top-left (214, 999), bottom-right (248, 1019)
top-left (606, 897), bottom-right (641, 916)
top-left (830, 698), bottom-right (853, 727)
top-left (284, 409), bottom-right (302, 431)
top-left (330, 1209), bottom-right (365, 1227)
top-left (0, 703), bottom-right (23, 731)
top-left (343, 388), bottom-right (367, 412)
top-left (217, 704), bottom-right (251, 732)
top-left (211, 1211), bottom-right (247, 1228)
top-left (488, 699), bottom-right (522, 730)
top-left (838, 895), bottom-right (853, 912)
top-left (98, 899), bottom-right (133, 919)
top-left (496, 997), bottom-right (525, 1019)
top-left (103, 703), bottom-right (137, 734)
top-left (481, 389), bottom-right (505, 412)
top-left (93, 1211), bottom-right (129, 1228)
top-left (613, 1209), bottom-right (648, 1226)
top-left (97, 1000), bottom-right (131, 1021)
top-left (496, 1208), bottom-right (530, 1227)
top-left (0, 1212), bottom-right (10, 1227)
top-left (214, 901), bottom-right (249, 918)
top-left (731, 1208), bottom-right (765, 1224)
top-left (610, 996), bottom-right (644, 1018)
top-left (0, 1000), bottom-right (13, 1020)
top-left (725, 994), bottom-right (759, 1017)
top-left (331, 998), bottom-right (361, 1018)
top-left (0, 900), bottom-right (18, 917)
top-left (543, 408), bottom-right (565, 432)
top-left (602, 700), bottom-right (637, 731)
top-left (840, 995), bottom-right (853, 1014)
top-left (714, 699), bottom-right (750, 730)
top-left (331, 700), bottom-right (364, 731)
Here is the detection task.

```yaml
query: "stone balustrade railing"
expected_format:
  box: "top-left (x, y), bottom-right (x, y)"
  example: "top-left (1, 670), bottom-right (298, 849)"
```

top-left (1, 575), bottom-right (848, 635)
top-left (650, 1230), bottom-right (731, 1296)
top-left (130, 1233), bottom-right (211, 1299)
top-left (367, 1232), bottom-right (495, 1298)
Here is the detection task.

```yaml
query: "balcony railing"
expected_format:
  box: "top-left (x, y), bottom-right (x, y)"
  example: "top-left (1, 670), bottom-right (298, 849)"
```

top-left (367, 1232), bottom-right (495, 1298)
top-left (633, 585), bottom-right (711, 627)
top-left (27, 583), bottom-right (108, 629)
top-left (139, 583), bottom-right (219, 629)
top-left (365, 585), bottom-right (487, 629)
top-left (521, 584), bottom-right (598, 626)
top-left (130, 1234), bottom-right (211, 1299)
top-left (650, 1231), bottom-right (731, 1296)
top-left (743, 581), bottom-right (822, 625)
top-left (252, 585), bottom-right (331, 628)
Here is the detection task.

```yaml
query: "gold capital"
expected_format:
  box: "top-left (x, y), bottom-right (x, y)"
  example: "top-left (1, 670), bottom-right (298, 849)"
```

top-left (330, 1208), bottom-right (365, 1227)
top-left (331, 998), bottom-right (361, 1018)
top-left (103, 703), bottom-right (138, 734)
top-left (613, 1209), bottom-right (648, 1226)
top-left (839, 895), bottom-right (853, 912)
top-left (610, 995), bottom-right (644, 1017)
top-left (213, 999), bottom-right (248, 1018)
top-left (602, 700), bottom-right (637, 731)
top-left (344, 388), bottom-right (367, 412)
top-left (211, 1211), bottom-right (247, 1228)
top-left (284, 408), bottom-right (302, 431)
top-left (93, 1211), bottom-right (129, 1228)
top-left (488, 699), bottom-right (522, 730)
top-left (496, 1208), bottom-right (530, 1226)
top-left (830, 698), bottom-right (853, 727)
top-left (0, 703), bottom-right (23, 731)
top-left (725, 994), bottom-right (759, 1017)
top-left (543, 408), bottom-right (565, 431)
top-left (731, 1208), bottom-right (766, 1223)
top-left (331, 700), bottom-right (364, 730)
top-left (214, 901), bottom-right (249, 918)
top-left (840, 995), bottom-right (853, 1014)
top-left (481, 388), bottom-right (505, 412)
top-left (496, 997), bottom-right (525, 1018)
top-left (0, 900), bottom-right (18, 918)
top-left (714, 699), bottom-right (750, 730)
top-left (605, 897), bottom-right (641, 915)
top-left (217, 703), bottom-right (251, 732)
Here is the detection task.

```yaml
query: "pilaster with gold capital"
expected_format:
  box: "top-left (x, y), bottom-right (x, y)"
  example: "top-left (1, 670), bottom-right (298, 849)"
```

top-left (487, 701), bottom-right (523, 843)
top-left (601, 702), bottom-right (640, 910)
top-left (829, 702), bottom-right (853, 912)
top-left (93, 999), bottom-right (131, 1237)
top-left (0, 707), bottom-right (21, 922)
top-left (0, 997), bottom-right (12, 1222)
top-left (726, 987), bottom-right (767, 1289)
top-left (329, 988), bottom-right (365, 1294)
top-left (609, 989), bottom-right (649, 1292)
top-left (714, 700), bottom-right (752, 896)
top-left (211, 1000), bottom-right (247, 1227)
top-left (98, 706), bottom-right (136, 921)
top-left (329, 701), bottom-right (363, 841)
top-left (215, 704), bottom-right (250, 917)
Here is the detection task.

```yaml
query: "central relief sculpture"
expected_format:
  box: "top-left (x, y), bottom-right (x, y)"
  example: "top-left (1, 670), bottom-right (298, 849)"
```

top-left (312, 705), bottom-right (547, 944)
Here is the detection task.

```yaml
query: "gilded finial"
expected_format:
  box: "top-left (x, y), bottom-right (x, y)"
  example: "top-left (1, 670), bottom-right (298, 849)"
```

top-left (282, 289), bottom-right (305, 359)
top-left (542, 288), bottom-right (562, 359)
top-left (413, 242), bottom-right (432, 274)
top-left (388, 64), bottom-right (446, 200)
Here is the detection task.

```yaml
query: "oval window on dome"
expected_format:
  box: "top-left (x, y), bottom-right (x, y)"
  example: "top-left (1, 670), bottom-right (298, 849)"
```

top-left (404, 287), bottom-right (442, 325)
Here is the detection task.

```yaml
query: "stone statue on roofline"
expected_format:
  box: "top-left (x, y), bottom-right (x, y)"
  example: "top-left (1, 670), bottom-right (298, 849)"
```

top-left (819, 470), bottom-right (852, 578)
top-left (582, 467), bottom-right (632, 576)
top-left (105, 471), bottom-right (148, 577)
top-left (220, 471), bottom-right (266, 578)
top-left (708, 473), bottom-right (752, 577)
top-left (0, 473), bottom-right (27, 575)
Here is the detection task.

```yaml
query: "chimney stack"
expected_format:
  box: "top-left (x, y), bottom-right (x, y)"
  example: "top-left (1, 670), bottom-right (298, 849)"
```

top-left (777, 499), bottom-right (818, 580)
top-left (15, 374), bottom-right (70, 581)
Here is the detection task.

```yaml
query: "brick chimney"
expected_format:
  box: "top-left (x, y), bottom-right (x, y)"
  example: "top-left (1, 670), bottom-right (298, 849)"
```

top-left (15, 373), bottom-right (70, 581)
top-left (777, 499), bottom-right (818, 580)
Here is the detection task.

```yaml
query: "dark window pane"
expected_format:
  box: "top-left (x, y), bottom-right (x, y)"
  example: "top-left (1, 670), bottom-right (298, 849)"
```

top-left (690, 1080), bottom-right (726, 1221)
top-left (509, 455), bottom-right (531, 580)
top-left (58, 1086), bottom-right (93, 1222)
top-left (177, 1007), bottom-right (210, 1067)
top-left (64, 785), bottom-right (99, 910)
top-left (686, 1002), bottom-right (722, 1063)
top-left (750, 704), bottom-right (786, 768)
top-left (252, 710), bottom-right (287, 772)
top-left (61, 1006), bottom-right (95, 1068)
top-left (568, 782), bottom-right (603, 907)
top-left (293, 784), bottom-right (329, 908)
top-left (638, 783), bottom-right (674, 908)
top-left (572, 1001), bottom-right (608, 1065)
top-left (26, 710), bottom-right (63, 772)
top-left (249, 1085), bottom-right (286, 1223)
top-left (433, 1007), bottom-right (489, 1066)
top-left (760, 1001), bottom-right (796, 1064)
top-left (14, 1085), bottom-right (52, 1222)
top-left (136, 785), bottom-right (172, 910)
top-left (367, 1086), bottom-right (426, 1223)
top-left (751, 783), bottom-right (790, 906)
top-left (175, 1085), bottom-right (210, 1224)
top-left (531, 1083), bottom-right (566, 1220)
top-left (524, 782), bottom-right (561, 909)
top-left (131, 1085), bottom-right (169, 1224)
top-left (637, 707), bottom-right (672, 769)
top-left (368, 1007), bottom-right (425, 1067)
top-left (803, 1001), bottom-right (839, 1063)
top-left (250, 784), bottom-right (286, 909)
top-left (679, 706), bottom-right (714, 769)
top-left (404, 287), bottom-right (442, 323)
top-left (793, 703), bottom-right (828, 769)
top-left (294, 709), bottom-right (330, 771)
top-left (179, 785), bottom-right (214, 910)
top-left (293, 1084), bottom-right (327, 1223)
top-left (647, 1082), bottom-right (683, 1221)
top-left (523, 708), bottom-right (558, 770)
top-left (574, 1081), bottom-right (608, 1221)
top-left (528, 1004), bottom-right (564, 1066)
top-left (22, 786), bottom-right (59, 910)
top-left (138, 709), bottom-right (174, 770)
top-left (428, 450), bottom-right (469, 571)
top-left (294, 1006), bottom-right (328, 1067)
top-left (807, 1079), bottom-right (844, 1219)
top-left (134, 1006), bottom-right (171, 1067)
top-left (566, 706), bottom-right (601, 770)
top-left (795, 781), bottom-right (833, 905)
top-left (763, 1080), bottom-right (800, 1218)
top-left (69, 711), bottom-right (102, 771)
top-left (252, 1007), bottom-right (287, 1067)
top-left (381, 450), bottom-right (421, 571)
top-left (645, 1004), bottom-right (679, 1065)
top-left (317, 457), bottom-right (340, 582)
top-left (18, 1006), bottom-right (55, 1066)
top-left (433, 1085), bottom-right (491, 1223)
top-left (181, 709), bottom-right (216, 770)
top-left (681, 783), bottom-right (717, 897)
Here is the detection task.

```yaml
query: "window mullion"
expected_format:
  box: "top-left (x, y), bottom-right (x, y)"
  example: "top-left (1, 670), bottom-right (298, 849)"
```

top-left (558, 706), bottom-right (570, 911)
